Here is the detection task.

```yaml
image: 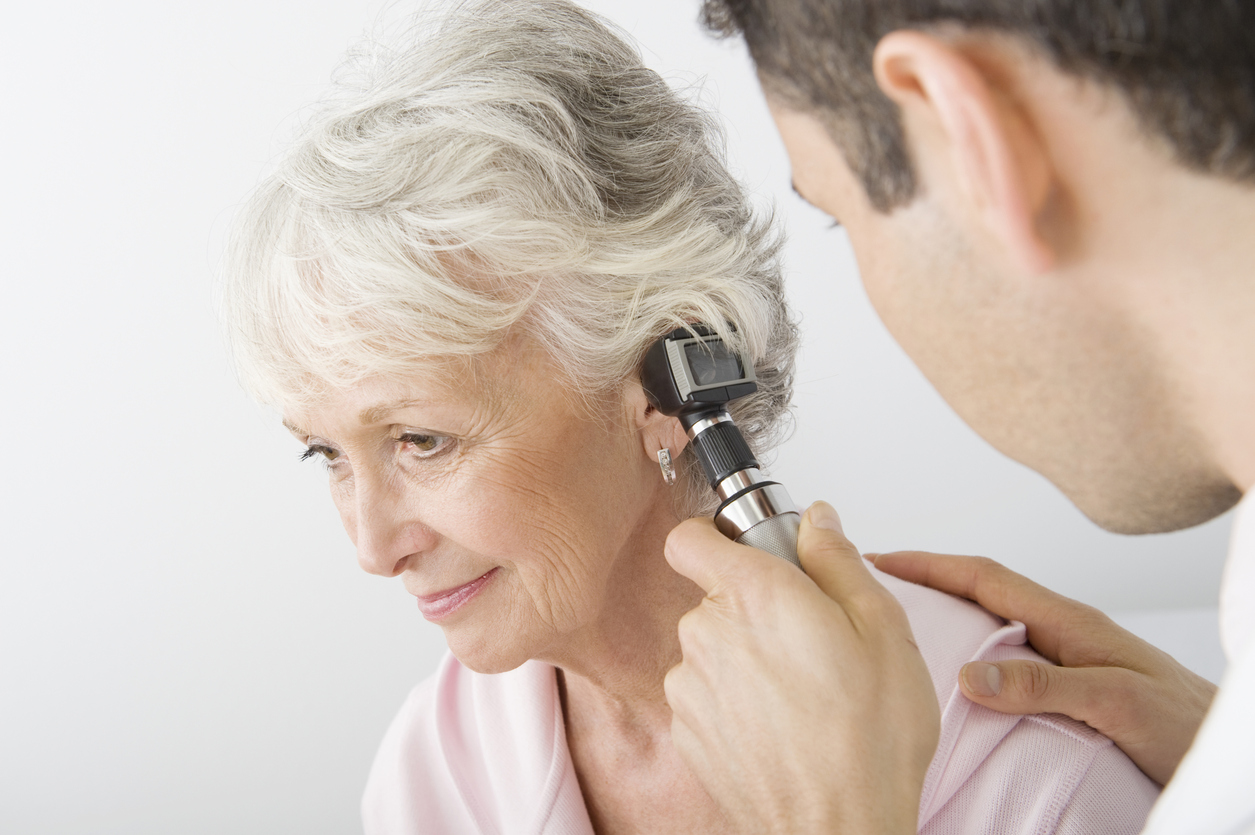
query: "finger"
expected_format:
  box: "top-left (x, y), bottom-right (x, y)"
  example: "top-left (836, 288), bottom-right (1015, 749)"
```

top-left (667, 709), bottom-right (709, 786)
top-left (963, 660), bottom-right (1211, 785)
top-left (873, 552), bottom-right (1078, 661)
top-left (959, 659), bottom-right (1123, 726)
top-left (797, 502), bottom-right (902, 626)
top-left (872, 551), bottom-right (1054, 607)
top-left (664, 516), bottom-right (772, 594)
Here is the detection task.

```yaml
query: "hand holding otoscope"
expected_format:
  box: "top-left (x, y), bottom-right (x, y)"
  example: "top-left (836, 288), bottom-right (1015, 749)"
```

top-left (640, 325), bottom-right (802, 568)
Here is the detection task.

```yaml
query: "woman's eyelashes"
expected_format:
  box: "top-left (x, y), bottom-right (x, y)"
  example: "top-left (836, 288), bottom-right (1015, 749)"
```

top-left (398, 431), bottom-right (453, 458)
top-left (297, 431), bottom-right (453, 470)
top-left (300, 443), bottom-right (339, 464)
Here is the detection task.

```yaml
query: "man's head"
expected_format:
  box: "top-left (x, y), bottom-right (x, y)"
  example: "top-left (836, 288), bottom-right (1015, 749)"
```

top-left (705, 0), bottom-right (1255, 211)
top-left (707, 0), bottom-right (1255, 532)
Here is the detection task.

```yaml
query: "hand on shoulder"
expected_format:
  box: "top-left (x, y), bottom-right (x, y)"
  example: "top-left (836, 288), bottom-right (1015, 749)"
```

top-left (873, 551), bottom-right (1217, 786)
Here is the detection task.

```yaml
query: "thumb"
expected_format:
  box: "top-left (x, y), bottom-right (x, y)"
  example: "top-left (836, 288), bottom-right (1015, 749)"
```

top-left (960, 659), bottom-right (1099, 720)
top-left (796, 501), bottom-right (875, 603)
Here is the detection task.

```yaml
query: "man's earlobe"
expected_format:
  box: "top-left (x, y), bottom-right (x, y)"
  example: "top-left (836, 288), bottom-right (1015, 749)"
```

top-left (873, 31), bottom-right (1056, 275)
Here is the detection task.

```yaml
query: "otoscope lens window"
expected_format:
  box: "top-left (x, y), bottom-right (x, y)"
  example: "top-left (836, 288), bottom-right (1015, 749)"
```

top-left (685, 340), bottom-right (743, 386)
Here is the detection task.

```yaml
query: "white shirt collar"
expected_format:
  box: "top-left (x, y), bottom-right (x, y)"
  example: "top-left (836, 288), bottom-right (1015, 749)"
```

top-left (1220, 489), bottom-right (1255, 661)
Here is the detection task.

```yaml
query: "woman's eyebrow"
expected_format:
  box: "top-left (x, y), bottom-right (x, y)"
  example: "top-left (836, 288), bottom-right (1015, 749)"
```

top-left (282, 419), bottom-right (307, 437)
top-left (358, 400), bottom-right (425, 425)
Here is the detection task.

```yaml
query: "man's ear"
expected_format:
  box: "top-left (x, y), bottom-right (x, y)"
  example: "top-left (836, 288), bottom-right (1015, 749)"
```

top-left (625, 380), bottom-right (689, 464)
top-left (873, 31), bottom-right (1056, 274)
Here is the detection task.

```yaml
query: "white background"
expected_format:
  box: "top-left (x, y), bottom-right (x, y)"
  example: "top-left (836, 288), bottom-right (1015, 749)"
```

top-left (0, 1), bottom-right (1232, 832)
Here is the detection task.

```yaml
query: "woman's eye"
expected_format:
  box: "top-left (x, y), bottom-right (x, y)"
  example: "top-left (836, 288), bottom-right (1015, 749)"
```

top-left (399, 432), bottom-right (450, 456)
top-left (299, 444), bottom-right (340, 463)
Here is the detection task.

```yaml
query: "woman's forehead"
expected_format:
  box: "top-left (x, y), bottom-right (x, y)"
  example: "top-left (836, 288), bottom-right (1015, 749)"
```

top-left (280, 353), bottom-right (569, 435)
top-left (281, 373), bottom-right (479, 431)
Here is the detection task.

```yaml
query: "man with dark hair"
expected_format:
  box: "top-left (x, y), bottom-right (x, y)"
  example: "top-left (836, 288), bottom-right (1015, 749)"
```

top-left (662, 1), bottom-right (1255, 832)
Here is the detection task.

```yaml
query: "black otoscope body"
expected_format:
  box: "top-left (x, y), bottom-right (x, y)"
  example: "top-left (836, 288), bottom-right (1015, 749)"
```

top-left (641, 325), bottom-right (802, 568)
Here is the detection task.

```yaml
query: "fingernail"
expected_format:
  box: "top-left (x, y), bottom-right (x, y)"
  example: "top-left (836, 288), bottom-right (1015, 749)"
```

top-left (807, 501), bottom-right (843, 533)
top-left (962, 662), bottom-right (1001, 698)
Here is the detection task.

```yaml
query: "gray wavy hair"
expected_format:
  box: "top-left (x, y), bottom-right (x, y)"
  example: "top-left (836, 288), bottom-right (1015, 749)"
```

top-left (220, 0), bottom-right (798, 515)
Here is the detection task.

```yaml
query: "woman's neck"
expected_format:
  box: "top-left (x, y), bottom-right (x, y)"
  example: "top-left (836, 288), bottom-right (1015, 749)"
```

top-left (540, 500), bottom-right (704, 738)
top-left (533, 491), bottom-right (734, 834)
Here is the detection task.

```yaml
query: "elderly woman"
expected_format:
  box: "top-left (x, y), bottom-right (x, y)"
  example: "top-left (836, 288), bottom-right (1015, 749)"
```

top-left (222, 1), bottom-right (1161, 833)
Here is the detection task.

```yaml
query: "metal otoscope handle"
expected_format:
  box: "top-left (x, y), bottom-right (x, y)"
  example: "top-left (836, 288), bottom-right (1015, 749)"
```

top-left (642, 325), bottom-right (803, 569)
top-left (684, 411), bottom-right (801, 567)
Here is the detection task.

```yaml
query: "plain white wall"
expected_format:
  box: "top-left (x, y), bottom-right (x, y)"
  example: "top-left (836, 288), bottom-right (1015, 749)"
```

top-left (0, 0), bottom-right (1232, 832)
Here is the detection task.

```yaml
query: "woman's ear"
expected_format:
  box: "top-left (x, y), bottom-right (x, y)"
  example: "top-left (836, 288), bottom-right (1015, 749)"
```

top-left (625, 380), bottom-right (689, 464)
top-left (873, 31), bottom-right (1056, 275)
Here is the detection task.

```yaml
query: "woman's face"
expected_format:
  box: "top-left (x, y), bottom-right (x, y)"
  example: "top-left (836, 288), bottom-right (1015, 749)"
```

top-left (283, 345), bottom-right (679, 673)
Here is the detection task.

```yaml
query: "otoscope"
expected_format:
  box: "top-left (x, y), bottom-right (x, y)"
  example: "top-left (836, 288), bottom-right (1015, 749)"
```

top-left (641, 325), bottom-right (802, 568)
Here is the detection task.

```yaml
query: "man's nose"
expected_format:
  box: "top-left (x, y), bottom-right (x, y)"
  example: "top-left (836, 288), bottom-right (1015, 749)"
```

top-left (344, 473), bottom-right (434, 578)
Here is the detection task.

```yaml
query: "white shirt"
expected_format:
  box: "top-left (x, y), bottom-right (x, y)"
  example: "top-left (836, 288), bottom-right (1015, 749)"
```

top-left (1142, 491), bottom-right (1255, 835)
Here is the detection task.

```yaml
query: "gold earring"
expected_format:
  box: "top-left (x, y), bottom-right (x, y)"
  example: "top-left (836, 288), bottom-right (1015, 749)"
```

top-left (657, 448), bottom-right (676, 486)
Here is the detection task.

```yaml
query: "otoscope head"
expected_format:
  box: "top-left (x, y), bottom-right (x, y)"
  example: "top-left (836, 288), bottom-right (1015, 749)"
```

top-left (640, 324), bottom-right (802, 568)
top-left (639, 325), bottom-right (758, 427)
top-left (640, 325), bottom-right (761, 488)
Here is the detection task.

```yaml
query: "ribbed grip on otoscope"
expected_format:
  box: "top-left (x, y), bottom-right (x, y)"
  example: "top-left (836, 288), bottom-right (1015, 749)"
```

top-left (715, 483), bottom-right (803, 569)
top-left (736, 512), bottom-right (801, 567)
top-left (692, 422), bottom-right (759, 487)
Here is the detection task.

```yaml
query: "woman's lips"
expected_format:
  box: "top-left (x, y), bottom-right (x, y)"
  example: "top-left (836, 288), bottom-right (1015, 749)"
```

top-left (414, 568), bottom-right (498, 622)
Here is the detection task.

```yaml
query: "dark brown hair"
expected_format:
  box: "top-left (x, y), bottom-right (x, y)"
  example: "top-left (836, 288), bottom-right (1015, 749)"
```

top-left (704, 0), bottom-right (1255, 210)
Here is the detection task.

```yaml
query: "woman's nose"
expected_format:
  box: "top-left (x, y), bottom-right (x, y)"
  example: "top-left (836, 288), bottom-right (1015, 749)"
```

top-left (342, 474), bottom-right (433, 578)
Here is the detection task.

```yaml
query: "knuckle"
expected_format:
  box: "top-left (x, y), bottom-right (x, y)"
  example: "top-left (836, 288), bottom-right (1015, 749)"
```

top-left (799, 521), bottom-right (858, 557)
top-left (663, 520), bottom-right (698, 556)
top-left (675, 607), bottom-right (715, 656)
top-left (1014, 661), bottom-right (1057, 702)
top-left (842, 586), bottom-right (917, 644)
top-left (809, 535), bottom-right (861, 562)
top-left (956, 555), bottom-right (1006, 600)
top-left (1097, 668), bottom-right (1143, 709)
top-left (969, 555), bottom-right (1006, 575)
top-left (1074, 669), bottom-right (1143, 733)
top-left (720, 558), bottom-right (779, 618)
top-left (736, 572), bottom-right (774, 615)
top-left (669, 516), bottom-right (707, 538)
top-left (675, 608), bottom-right (701, 648)
top-left (847, 583), bottom-right (903, 622)
top-left (1069, 599), bottom-right (1109, 628)
top-left (662, 664), bottom-right (683, 703)
top-left (663, 668), bottom-right (698, 726)
top-left (1061, 607), bottom-right (1127, 667)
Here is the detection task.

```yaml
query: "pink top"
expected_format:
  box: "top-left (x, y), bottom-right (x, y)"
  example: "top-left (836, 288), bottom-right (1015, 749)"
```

top-left (362, 565), bottom-right (1159, 834)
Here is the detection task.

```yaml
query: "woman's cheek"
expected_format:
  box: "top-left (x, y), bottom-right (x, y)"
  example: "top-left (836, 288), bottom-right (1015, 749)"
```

top-left (513, 536), bottom-right (600, 630)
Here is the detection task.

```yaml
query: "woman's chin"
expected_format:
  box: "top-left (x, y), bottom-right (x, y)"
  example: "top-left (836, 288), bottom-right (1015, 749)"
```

top-left (444, 635), bottom-right (532, 675)
top-left (436, 574), bottom-right (578, 674)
